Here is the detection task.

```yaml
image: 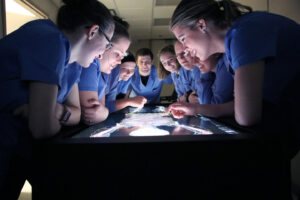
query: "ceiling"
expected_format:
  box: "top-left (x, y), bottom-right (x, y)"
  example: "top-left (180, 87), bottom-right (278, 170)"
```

top-left (50, 0), bottom-right (269, 41)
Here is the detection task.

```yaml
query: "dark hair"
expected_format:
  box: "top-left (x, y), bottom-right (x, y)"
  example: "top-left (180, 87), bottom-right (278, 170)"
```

top-left (121, 52), bottom-right (135, 64)
top-left (57, 0), bottom-right (114, 35)
top-left (157, 45), bottom-right (180, 80)
top-left (170, 0), bottom-right (252, 30)
top-left (111, 17), bottom-right (130, 43)
top-left (136, 48), bottom-right (154, 61)
top-left (113, 16), bottom-right (130, 30)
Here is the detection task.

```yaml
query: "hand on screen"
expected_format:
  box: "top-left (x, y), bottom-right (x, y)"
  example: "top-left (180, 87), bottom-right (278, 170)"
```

top-left (130, 96), bottom-right (147, 108)
top-left (166, 102), bottom-right (197, 118)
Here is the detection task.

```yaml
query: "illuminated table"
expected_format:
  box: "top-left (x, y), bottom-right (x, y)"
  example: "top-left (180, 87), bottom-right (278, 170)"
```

top-left (32, 105), bottom-right (291, 200)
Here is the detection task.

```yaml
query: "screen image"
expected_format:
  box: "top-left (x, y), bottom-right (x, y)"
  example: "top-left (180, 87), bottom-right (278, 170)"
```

top-left (72, 106), bottom-right (238, 139)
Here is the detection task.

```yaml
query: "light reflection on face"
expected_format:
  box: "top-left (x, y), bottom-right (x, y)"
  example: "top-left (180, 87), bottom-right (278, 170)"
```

top-left (196, 54), bottom-right (219, 74)
top-left (100, 37), bottom-right (131, 74)
top-left (172, 25), bottom-right (211, 61)
top-left (119, 61), bottom-right (136, 81)
top-left (174, 42), bottom-right (194, 71)
top-left (159, 52), bottom-right (178, 73)
top-left (136, 55), bottom-right (152, 76)
top-left (79, 27), bottom-right (114, 68)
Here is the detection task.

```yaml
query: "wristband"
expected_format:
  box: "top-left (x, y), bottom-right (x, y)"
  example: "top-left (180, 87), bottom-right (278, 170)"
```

top-left (60, 105), bottom-right (71, 123)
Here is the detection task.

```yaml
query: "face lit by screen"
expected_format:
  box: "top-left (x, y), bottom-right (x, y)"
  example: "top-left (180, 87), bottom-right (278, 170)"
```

top-left (100, 37), bottom-right (131, 74)
top-left (119, 62), bottom-right (136, 81)
top-left (137, 55), bottom-right (152, 76)
top-left (160, 52), bottom-right (178, 73)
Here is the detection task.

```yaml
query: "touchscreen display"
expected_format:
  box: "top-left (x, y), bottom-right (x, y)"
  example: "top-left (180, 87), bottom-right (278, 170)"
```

top-left (72, 106), bottom-right (238, 138)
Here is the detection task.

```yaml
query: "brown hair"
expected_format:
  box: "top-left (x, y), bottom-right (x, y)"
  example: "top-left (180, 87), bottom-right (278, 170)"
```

top-left (157, 45), bottom-right (180, 80)
top-left (57, 0), bottom-right (114, 35)
top-left (170, 0), bottom-right (252, 30)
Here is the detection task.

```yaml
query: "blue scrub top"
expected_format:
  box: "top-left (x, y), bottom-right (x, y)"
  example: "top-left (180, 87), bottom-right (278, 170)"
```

top-left (195, 55), bottom-right (234, 104)
top-left (105, 66), bottom-right (132, 113)
top-left (0, 19), bottom-right (71, 157)
top-left (225, 11), bottom-right (300, 105)
top-left (0, 19), bottom-right (71, 113)
top-left (171, 67), bottom-right (195, 98)
top-left (225, 11), bottom-right (300, 144)
top-left (130, 65), bottom-right (172, 104)
top-left (78, 59), bottom-right (109, 101)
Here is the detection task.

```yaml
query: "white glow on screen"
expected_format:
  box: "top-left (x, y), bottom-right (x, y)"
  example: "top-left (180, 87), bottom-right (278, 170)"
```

top-left (129, 127), bottom-right (169, 136)
top-left (6, 0), bottom-right (35, 17)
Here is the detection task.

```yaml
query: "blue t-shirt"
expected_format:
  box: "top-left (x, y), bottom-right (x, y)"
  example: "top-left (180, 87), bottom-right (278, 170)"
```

top-left (225, 11), bottom-right (300, 105)
top-left (171, 67), bottom-right (195, 98)
top-left (196, 55), bottom-right (234, 104)
top-left (225, 11), bottom-right (300, 143)
top-left (130, 66), bottom-right (172, 104)
top-left (78, 59), bottom-right (109, 101)
top-left (0, 19), bottom-right (71, 154)
top-left (0, 19), bottom-right (71, 113)
top-left (105, 66), bottom-right (132, 112)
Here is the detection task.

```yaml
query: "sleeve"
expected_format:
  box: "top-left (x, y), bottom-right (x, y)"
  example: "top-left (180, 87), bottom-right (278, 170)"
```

top-left (228, 24), bottom-right (277, 71)
top-left (78, 60), bottom-right (99, 92)
top-left (172, 74), bottom-right (184, 97)
top-left (20, 33), bottom-right (70, 88)
top-left (210, 59), bottom-right (234, 104)
top-left (180, 68), bottom-right (195, 94)
top-left (197, 72), bottom-right (215, 104)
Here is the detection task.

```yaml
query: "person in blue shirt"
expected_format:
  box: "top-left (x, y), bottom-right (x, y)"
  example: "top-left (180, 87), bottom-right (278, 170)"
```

top-left (165, 48), bottom-right (234, 118)
top-left (130, 48), bottom-right (173, 104)
top-left (157, 45), bottom-right (195, 103)
top-left (168, 0), bottom-right (300, 157)
top-left (174, 41), bottom-right (200, 103)
top-left (105, 52), bottom-right (147, 113)
top-left (0, 0), bottom-right (114, 197)
top-left (79, 19), bottom-right (131, 125)
top-left (194, 53), bottom-right (234, 105)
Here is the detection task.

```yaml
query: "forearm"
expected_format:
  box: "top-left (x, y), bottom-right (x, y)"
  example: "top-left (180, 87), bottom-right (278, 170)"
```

top-left (29, 106), bottom-right (62, 139)
top-left (115, 98), bottom-right (131, 111)
top-left (195, 101), bottom-right (234, 118)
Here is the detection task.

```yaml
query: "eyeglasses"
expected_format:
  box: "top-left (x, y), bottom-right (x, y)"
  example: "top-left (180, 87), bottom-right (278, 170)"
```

top-left (98, 26), bottom-right (113, 51)
top-left (86, 25), bottom-right (113, 51)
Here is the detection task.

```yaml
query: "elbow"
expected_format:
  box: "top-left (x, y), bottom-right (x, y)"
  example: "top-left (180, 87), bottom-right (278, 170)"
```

top-left (235, 113), bottom-right (261, 127)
